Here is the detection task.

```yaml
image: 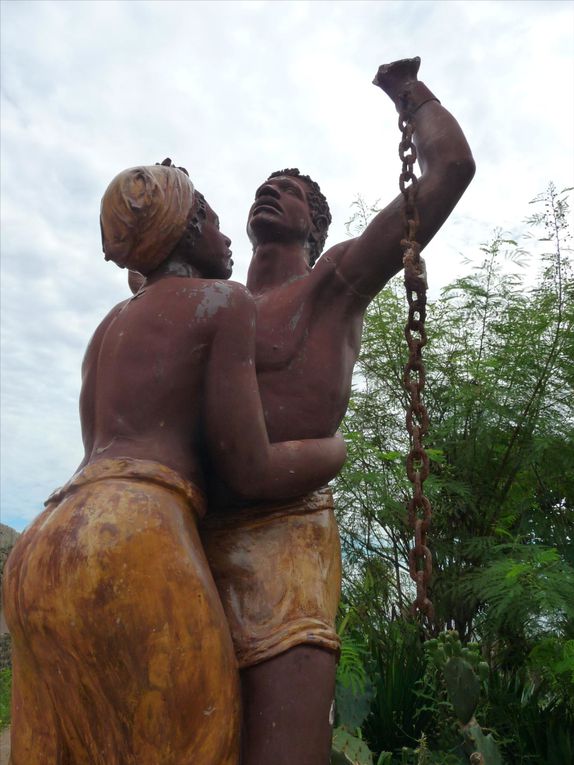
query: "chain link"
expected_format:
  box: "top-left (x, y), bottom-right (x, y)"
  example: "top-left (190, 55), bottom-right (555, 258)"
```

top-left (398, 111), bottom-right (434, 621)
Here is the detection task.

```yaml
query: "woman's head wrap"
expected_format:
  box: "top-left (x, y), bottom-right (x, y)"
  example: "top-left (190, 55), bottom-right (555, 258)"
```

top-left (100, 164), bottom-right (196, 275)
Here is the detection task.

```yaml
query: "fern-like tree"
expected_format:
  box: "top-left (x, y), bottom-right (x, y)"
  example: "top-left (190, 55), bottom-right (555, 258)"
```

top-left (334, 184), bottom-right (574, 760)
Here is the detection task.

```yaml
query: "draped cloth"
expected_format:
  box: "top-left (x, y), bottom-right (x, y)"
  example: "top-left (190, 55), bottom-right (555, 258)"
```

top-left (3, 458), bottom-right (240, 765)
top-left (200, 487), bottom-right (342, 669)
top-left (100, 165), bottom-right (195, 274)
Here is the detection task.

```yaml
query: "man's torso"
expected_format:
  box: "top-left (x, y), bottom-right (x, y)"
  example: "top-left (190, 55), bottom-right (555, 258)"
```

top-left (252, 260), bottom-right (365, 443)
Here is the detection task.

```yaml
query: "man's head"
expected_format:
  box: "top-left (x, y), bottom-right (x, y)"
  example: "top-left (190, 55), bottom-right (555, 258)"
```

top-left (101, 159), bottom-right (232, 280)
top-left (247, 169), bottom-right (331, 266)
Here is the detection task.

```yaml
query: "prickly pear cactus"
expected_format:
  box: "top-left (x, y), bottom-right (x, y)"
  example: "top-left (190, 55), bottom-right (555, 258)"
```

top-left (336, 676), bottom-right (375, 731)
top-left (330, 727), bottom-right (373, 765)
top-left (462, 722), bottom-right (504, 765)
top-left (424, 632), bottom-right (505, 764)
top-left (443, 656), bottom-right (480, 724)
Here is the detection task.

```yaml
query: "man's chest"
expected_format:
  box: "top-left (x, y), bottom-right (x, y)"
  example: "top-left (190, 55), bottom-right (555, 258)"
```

top-left (254, 295), bottom-right (310, 370)
top-left (253, 289), bottom-right (363, 438)
top-left (254, 281), bottom-right (363, 366)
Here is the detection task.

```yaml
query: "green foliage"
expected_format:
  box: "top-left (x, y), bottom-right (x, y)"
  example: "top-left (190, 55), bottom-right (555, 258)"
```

top-left (331, 726), bottom-right (374, 765)
top-left (0, 667), bottom-right (11, 729)
top-left (334, 608), bottom-right (378, 761)
top-left (337, 679), bottom-right (376, 734)
top-left (458, 543), bottom-right (574, 662)
top-left (336, 605), bottom-right (376, 731)
top-left (334, 184), bottom-right (573, 763)
top-left (422, 632), bottom-right (505, 762)
top-left (528, 636), bottom-right (574, 684)
top-left (363, 622), bottom-right (432, 757)
top-left (461, 723), bottom-right (503, 765)
top-left (337, 609), bottom-right (370, 696)
top-left (481, 667), bottom-right (574, 765)
top-left (443, 657), bottom-right (480, 725)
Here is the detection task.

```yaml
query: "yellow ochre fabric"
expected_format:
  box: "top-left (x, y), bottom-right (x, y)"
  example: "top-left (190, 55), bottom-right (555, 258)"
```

top-left (3, 458), bottom-right (240, 765)
top-left (200, 487), bottom-right (342, 669)
top-left (100, 164), bottom-right (195, 275)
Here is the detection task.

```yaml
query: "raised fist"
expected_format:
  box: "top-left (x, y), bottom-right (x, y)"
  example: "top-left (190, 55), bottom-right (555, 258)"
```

top-left (372, 57), bottom-right (421, 101)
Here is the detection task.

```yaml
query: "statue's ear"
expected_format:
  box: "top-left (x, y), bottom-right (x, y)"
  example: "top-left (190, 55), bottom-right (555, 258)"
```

top-left (308, 215), bottom-right (328, 250)
top-left (305, 232), bottom-right (319, 266)
top-left (314, 214), bottom-right (330, 233)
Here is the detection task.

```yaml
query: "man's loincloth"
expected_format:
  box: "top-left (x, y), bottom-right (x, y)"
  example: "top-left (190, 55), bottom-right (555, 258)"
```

top-left (200, 487), bottom-right (342, 669)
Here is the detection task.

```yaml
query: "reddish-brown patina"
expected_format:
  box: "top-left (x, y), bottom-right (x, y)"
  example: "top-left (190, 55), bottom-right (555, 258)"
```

top-left (3, 163), bottom-right (345, 765)
top-left (3, 56), bottom-right (475, 765)
top-left (198, 58), bottom-right (475, 765)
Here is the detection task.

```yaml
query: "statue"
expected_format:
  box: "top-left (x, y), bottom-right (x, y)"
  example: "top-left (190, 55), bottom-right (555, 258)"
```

top-left (4, 54), bottom-right (474, 765)
top-left (199, 57), bottom-right (475, 765)
top-left (2, 162), bottom-right (346, 765)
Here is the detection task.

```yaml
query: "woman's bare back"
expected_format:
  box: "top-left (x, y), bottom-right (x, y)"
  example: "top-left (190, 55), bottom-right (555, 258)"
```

top-left (80, 277), bottom-right (239, 490)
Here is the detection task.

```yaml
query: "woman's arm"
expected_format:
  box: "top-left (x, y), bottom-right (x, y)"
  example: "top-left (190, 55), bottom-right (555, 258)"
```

top-left (204, 282), bottom-right (346, 501)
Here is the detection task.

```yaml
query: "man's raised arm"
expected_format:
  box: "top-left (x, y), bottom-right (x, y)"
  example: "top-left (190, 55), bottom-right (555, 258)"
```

top-left (328, 57), bottom-right (475, 300)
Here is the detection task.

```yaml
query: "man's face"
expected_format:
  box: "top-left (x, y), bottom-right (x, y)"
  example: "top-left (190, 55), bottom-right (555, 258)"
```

top-left (191, 203), bottom-right (233, 279)
top-left (246, 176), bottom-right (314, 251)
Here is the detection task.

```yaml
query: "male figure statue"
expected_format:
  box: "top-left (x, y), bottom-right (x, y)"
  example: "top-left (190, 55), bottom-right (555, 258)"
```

top-left (201, 58), bottom-right (476, 764)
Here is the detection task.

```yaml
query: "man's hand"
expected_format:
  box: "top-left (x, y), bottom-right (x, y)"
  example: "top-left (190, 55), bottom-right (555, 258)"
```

top-left (372, 56), bottom-right (421, 101)
top-left (323, 56), bottom-right (474, 300)
top-left (373, 57), bottom-right (439, 118)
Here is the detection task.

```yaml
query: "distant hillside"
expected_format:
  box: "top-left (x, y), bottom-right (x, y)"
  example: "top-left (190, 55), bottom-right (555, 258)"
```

top-left (0, 523), bottom-right (20, 658)
top-left (0, 524), bottom-right (20, 582)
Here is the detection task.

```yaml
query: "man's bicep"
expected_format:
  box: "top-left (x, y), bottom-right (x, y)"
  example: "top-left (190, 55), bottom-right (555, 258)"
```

top-left (332, 192), bottom-right (406, 300)
top-left (334, 165), bottom-right (467, 300)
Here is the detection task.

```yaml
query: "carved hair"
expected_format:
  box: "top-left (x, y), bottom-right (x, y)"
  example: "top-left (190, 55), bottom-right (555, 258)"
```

top-left (267, 168), bottom-right (331, 266)
top-left (183, 190), bottom-right (207, 247)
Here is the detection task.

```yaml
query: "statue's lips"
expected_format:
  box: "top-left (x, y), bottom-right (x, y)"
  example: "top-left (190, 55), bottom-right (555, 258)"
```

top-left (251, 198), bottom-right (282, 216)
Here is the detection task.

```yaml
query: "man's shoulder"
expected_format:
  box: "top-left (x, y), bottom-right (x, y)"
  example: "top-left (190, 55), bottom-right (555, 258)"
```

top-left (258, 244), bottom-right (351, 300)
top-left (313, 240), bottom-right (351, 275)
top-left (282, 241), bottom-right (358, 304)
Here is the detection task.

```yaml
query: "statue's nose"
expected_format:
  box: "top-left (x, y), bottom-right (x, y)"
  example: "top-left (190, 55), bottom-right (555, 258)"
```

top-left (256, 184), bottom-right (280, 199)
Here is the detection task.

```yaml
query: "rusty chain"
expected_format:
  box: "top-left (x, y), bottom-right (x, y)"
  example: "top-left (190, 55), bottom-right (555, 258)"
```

top-left (398, 108), bottom-right (434, 621)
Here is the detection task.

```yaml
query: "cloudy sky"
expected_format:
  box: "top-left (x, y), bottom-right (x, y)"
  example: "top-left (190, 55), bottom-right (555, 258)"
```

top-left (1, 0), bottom-right (573, 531)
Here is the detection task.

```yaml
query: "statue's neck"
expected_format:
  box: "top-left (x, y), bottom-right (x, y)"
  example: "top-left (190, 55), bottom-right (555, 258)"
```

top-left (146, 257), bottom-right (203, 283)
top-left (246, 242), bottom-right (311, 294)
